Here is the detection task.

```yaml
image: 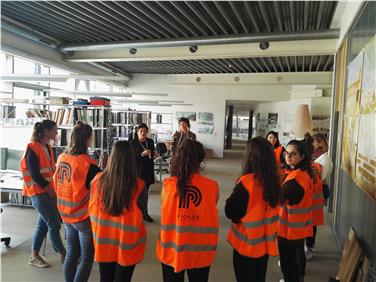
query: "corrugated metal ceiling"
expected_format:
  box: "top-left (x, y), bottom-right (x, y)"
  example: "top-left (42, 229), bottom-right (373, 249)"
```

top-left (1, 1), bottom-right (338, 74)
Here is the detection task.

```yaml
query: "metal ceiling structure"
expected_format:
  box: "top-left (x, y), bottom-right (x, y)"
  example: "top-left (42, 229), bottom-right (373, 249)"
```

top-left (1, 1), bottom-right (338, 74)
top-left (110, 55), bottom-right (334, 74)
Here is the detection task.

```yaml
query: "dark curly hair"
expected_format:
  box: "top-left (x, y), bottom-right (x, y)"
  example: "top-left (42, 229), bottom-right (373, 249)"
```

top-left (170, 140), bottom-right (205, 198)
top-left (285, 139), bottom-right (313, 177)
top-left (242, 137), bottom-right (280, 207)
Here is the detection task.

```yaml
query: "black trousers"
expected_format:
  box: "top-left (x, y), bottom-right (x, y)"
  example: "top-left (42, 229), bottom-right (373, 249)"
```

top-left (233, 249), bottom-right (269, 282)
top-left (278, 237), bottom-right (305, 282)
top-left (139, 183), bottom-right (151, 215)
top-left (161, 263), bottom-right (210, 282)
top-left (306, 225), bottom-right (318, 249)
top-left (99, 262), bottom-right (135, 282)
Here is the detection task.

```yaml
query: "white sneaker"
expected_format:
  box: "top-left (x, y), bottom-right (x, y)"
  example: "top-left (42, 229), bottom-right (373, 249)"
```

top-left (29, 256), bottom-right (49, 268)
top-left (278, 260), bottom-right (281, 267)
top-left (305, 248), bottom-right (315, 260)
top-left (279, 279), bottom-right (285, 282)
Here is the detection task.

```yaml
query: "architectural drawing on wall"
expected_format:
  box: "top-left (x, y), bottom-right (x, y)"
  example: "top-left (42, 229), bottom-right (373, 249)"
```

top-left (342, 51), bottom-right (363, 181)
top-left (176, 111), bottom-right (196, 122)
top-left (198, 112), bottom-right (214, 134)
top-left (356, 36), bottom-right (376, 202)
top-left (268, 113), bottom-right (278, 127)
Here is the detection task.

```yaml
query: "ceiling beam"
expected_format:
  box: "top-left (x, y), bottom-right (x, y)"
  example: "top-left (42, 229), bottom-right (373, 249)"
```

top-left (1, 74), bottom-right (130, 82)
top-left (59, 29), bottom-right (339, 51)
top-left (1, 29), bottom-right (130, 87)
top-left (63, 39), bottom-right (337, 62)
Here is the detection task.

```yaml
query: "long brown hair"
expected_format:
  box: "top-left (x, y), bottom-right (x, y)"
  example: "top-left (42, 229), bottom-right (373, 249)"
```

top-left (66, 121), bottom-right (92, 155)
top-left (242, 137), bottom-right (280, 207)
top-left (313, 133), bottom-right (329, 152)
top-left (170, 140), bottom-right (205, 198)
top-left (99, 141), bottom-right (138, 216)
top-left (31, 120), bottom-right (56, 142)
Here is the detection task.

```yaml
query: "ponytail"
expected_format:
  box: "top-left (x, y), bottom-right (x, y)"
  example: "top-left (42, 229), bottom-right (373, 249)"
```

top-left (31, 120), bottom-right (56, 142)
top-left (66, 121), bottom-right (93, 155)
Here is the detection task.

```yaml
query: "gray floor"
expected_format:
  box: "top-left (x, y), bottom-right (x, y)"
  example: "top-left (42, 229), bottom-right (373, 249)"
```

top-left (1, 140), bottom-right (340, 281)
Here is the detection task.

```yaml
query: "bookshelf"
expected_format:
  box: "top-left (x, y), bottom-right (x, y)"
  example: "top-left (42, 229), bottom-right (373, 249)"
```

top-left (151, 112), bottom-right (174, 142)
top-left (54, 105), bottom-right (111, 168)
top-left (111, 110), bottom-right (151, 141)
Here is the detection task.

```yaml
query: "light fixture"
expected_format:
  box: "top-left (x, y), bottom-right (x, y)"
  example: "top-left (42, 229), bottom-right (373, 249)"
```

top-left (293, 104), bottom-right (312, 139)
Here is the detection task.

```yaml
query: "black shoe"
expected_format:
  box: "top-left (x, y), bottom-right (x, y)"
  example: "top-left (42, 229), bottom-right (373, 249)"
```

top-left (143, 214), bottom-right (154, 222)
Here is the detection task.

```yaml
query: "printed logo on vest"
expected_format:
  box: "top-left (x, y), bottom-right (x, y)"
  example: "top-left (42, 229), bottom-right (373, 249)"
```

top-left (58, 162), bottom-right (72, 184)
top-left (179, 186), bottom-right (202, 209)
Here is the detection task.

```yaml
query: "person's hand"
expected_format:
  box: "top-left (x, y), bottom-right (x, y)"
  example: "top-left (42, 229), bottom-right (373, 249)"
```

top-left (142, 149), bottom-right (151, 157)
top-left (46, 183), bottom-right (56, 198)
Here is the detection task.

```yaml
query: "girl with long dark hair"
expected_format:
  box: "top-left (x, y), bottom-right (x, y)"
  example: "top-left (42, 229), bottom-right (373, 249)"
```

top-left (54, 121), bottom-right (100, 282)
top-left (20, 120), bottom-right (66, 268)
top-left (266, 131), bottom-right (286, 177)
top-left (89, 141), bottom-right (146, 282)
top-left (225, 137), bottom-right (280, 282)
top-left (157, 140), bottom-right (219, 282)
top-left (278, 140), bottom-right (313, 282)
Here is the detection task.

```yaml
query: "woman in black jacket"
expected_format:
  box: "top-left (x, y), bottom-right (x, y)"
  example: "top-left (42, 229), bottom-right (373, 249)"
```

top-left (131, 123), bottom-right (155, 222)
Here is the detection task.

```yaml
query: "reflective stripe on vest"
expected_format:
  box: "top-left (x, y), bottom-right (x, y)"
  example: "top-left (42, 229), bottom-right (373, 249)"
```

top-left (279, 217), bottom-right (313, 228)
top-left (90, 215), bottom-right (140, 233)
top-left (57, 193), bottom-right (90, 208)
top-left (282, 205), bottom-right (312, 214)
top-left (93, 232), bottom-right (146, 250)
top-left (159, 241), bottom-right (217, 252)
top-left (312, 192), bottom-right (323, 200)
top-left (59, 208), bottom-right (88, 219)
top-left (22, 167), bottom-right (52, 177)
top-left (230, 225), bottom-right (278, 246)
top-left (160, 224), bottom-right (218, 234)
top-left (243, 214), bottom-right (279, 228)
top-left (24, 176), bottom-right (53, 187)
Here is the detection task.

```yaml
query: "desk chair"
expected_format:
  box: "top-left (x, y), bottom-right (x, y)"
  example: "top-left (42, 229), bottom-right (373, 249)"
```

top-left (154, 143), bottom-right (170, 183)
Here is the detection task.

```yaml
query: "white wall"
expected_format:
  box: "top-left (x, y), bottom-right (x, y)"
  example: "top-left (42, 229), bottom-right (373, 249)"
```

top-left (126, 74), bottom-right (304, 158)
top-left (253, 96), bottom-right (332, 146)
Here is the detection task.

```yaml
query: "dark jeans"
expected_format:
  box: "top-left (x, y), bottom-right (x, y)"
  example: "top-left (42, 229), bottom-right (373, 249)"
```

top-left (161, 263), bottom-right (210, 282)
top-left (233, 249), bottom-right (269, 282)
top-left (30, 193), bottom-right (65, 254)
top-left (278, 237), bottom-right (305, 282)
top-left (64, 219), bottom-right (94, 282)
top-left (99, 262), bottom-right (135, 282)
top-left (306, 226), bottom-right (318, 249)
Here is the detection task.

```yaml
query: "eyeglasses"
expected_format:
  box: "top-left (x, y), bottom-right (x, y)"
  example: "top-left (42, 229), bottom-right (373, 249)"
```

top-left (284, 151), bottom-right (299, 157)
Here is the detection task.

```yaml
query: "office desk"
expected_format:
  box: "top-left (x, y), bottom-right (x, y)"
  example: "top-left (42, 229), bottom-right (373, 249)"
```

top-left (0, 170), bottom-right (30, 208)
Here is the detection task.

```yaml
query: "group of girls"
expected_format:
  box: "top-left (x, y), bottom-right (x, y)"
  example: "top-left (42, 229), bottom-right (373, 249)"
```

top-left (20, 120), bottom-right (332, 282)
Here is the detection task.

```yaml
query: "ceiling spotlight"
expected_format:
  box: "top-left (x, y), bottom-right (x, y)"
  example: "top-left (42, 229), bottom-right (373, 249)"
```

top-left (129, 48), bottom-right (137, 55)
top-left (189, 45), bottom-right (198, 53)
top-left (259, 41), bottom-right (270, 50)
top-left (228, 64), bottom-right (232, 68)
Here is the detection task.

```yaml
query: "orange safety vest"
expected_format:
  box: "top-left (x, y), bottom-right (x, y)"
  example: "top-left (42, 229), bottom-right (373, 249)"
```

top-left (312, 163), bottom-right (324, 226)
top-left (279, 169), bottom-right (313, 240)
top-left (156, 174), bottom-right (219, 273)
top-left (20, 141), bottom-right (55, 197)
top-left (274, 145), bottom-right (286, 178)
top-left (89, 173), bottom-right (146, 266)
top-left (227, 173), bottom-right (279, 258)
top-left (54, 153), bottom-right (97, 224)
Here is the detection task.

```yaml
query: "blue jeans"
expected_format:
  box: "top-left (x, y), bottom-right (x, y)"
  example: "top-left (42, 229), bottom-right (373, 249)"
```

top-left (30, 193), bottom-right (65, 254)
top-left (64, 218), bottom-right (94, 282)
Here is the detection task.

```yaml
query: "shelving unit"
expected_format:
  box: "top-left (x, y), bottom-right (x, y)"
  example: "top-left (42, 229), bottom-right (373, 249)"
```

top-left (54, 105), bottom-right (111, 169)
top-left (151, 112), bottom-right (174, 142)
top-left (110, 110), bottom-right (151, 142)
